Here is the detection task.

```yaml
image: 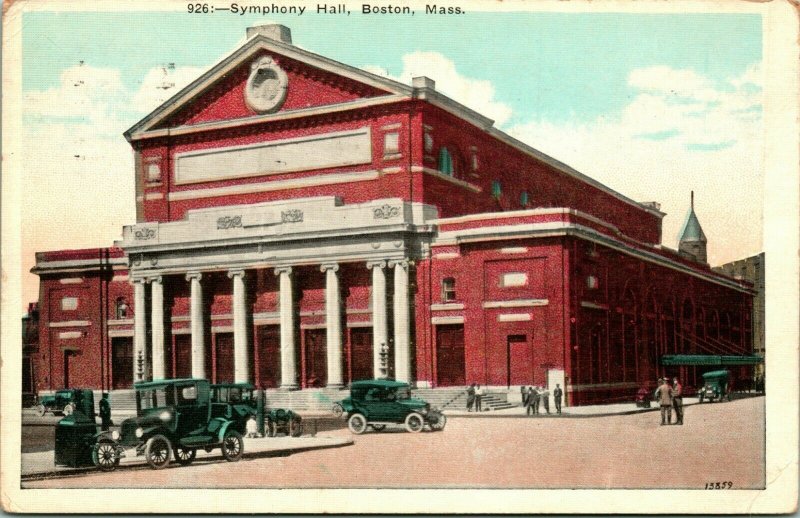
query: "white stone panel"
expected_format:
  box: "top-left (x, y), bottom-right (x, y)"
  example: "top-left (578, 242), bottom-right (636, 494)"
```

top-left (501, 272), bottom-right (528, 287)
top-left (175, 128), bottom-right (372, 184)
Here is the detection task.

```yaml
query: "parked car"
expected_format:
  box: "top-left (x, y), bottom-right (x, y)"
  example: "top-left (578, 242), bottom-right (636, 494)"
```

top-left (698, 370), bottom-right (731, 403)
top-left (36, 389), bottom-right (84, 417)
top-left (337, 379), bottom-right (446, 434)
top-left (91, 378), bottom-right (243, 471)
top-left (266, 408), bottom-right (303, 437)
top-left (210, 382), bottom-right (257, 435)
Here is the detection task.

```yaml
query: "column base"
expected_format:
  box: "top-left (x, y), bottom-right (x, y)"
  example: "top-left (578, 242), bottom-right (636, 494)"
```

top-left (326, 383), bottom-right (344, 389)
top-left (279, 384), bottom-right (300, 391)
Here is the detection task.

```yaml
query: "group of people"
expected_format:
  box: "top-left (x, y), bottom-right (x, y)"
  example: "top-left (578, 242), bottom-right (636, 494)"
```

top-left (521, 384), bottom-right (563, 415)
top-left (654, 377), bottom-right (684, 425)
top-left (465, 384), bottom-right (486, 412)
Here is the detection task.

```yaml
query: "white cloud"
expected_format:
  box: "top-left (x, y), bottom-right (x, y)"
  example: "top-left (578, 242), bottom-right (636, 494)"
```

top-left (365, 51), bottom-right (513, 127)
top-left (507, 64), bottom-right (763, 266)
top-left (131, 65), bottom-right (207, 114)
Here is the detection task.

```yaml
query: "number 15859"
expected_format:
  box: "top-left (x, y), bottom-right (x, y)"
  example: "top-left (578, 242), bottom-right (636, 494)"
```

top-left (705, 481), bottom-right (733, 489)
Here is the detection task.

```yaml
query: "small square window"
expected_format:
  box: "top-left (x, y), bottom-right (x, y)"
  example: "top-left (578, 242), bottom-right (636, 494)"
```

top-left (146, 163), bottom-right (161, 183)
top-left (424, 133), bottom-right (434, 153)
top-left (441, 277), bottom-right (456, 302)
top-left (61, 297), bottom-right (78, 311)
top-left (384, 132), bottom-right (400, 155)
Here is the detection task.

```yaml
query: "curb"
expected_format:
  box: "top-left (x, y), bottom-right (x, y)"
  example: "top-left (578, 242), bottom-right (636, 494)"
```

top-left (21, 438), bottom-right (353, 481)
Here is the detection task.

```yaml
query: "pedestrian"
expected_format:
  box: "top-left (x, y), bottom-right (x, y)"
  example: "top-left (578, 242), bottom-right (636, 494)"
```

top-left (531, 386), bottom-right (541, 415)
top-left (553, 384), bottom-right (563, 414)
top-left (466, 383), bottom-right (476, 412)
top-left (99, 392), bottom-right (112, 431)
top-left (475, 384), bottom-right (484, 412)
top-left (655, 378), bottom-right (673, 426)
top-left (246, 415), bottom-right (259, 438)
top-left (520, 385), bottom-right (528, 408)
top-left (525, 386), bottom-right (535, 416)
top-left (672, 377), bottom-right (684, 425)
top-left (541, 386), bottom-right (550, 414)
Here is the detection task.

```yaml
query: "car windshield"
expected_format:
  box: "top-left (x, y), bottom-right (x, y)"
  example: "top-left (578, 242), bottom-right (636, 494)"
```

top-left (395, 387), bottom-right (411, 400)
top-left (138, 386), bottom-right (174, 410)
top-left (56, 390), bottom-right (72, 398)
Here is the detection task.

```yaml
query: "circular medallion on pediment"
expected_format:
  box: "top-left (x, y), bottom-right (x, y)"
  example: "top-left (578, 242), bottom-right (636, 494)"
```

top-left (244, 56), bottom-right (288, 114)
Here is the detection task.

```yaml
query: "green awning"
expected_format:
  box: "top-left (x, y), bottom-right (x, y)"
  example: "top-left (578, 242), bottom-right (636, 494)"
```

top-left (660, 354), bottom-right (764, 366)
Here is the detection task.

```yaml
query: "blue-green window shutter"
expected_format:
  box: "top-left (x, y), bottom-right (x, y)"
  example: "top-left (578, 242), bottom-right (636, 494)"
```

top-left (438, 148), bottom-right (453, 176)
top-left (520, 191), bottom-right (529, 206)
top-left (492, 180), bottom-right (502, 198)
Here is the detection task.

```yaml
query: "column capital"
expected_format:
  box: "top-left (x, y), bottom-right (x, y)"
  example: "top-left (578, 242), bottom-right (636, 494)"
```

top-left (388, 259), bottom-right (410, 270)
top-left (274, 266), bottom-right (293, 276)
top-left (185, 272), bottom-right (203, 282)
top-left (130, 277), bottom-right (148, 286)
top-left (227, 269), bottom-right (246, 280)
top-left (366, 260), bottom-right (387, 270)
top-left (320, 263), bottom-right (339, 273)
top-left (148, 275), bottom-right (164, 284)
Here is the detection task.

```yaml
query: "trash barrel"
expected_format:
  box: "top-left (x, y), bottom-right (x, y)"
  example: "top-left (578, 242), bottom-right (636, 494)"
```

top-left (54, 414), bottom-right (98, 468)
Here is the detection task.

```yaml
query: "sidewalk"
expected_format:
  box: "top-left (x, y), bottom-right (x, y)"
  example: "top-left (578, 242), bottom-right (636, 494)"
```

top-left (442, 398), bottom-right (707, 417)
top-left (21, 434), bottom-right (353, 480)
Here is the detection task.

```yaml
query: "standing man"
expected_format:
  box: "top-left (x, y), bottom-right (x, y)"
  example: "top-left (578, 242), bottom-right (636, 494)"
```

top-left (655, 378), bottom-right (673, 426)
top-left (475, 384), bottom-right (484, 412)
top-left (532, 386), bottom-right (541, 415)
top-left (99, 393), bottom-right (112, 431)
top-left (672, 377), bottom-right (684, 425)
top-left (466, 383), bottom-right (476, 412)
top-left (541, 386), bottom-right (551, 414)
top-left (525, 386), bottom-right (535, 416)
top-left (520, 385), bottom-right (528, 409)
top-left (553, 384), bottom-right (563, 414)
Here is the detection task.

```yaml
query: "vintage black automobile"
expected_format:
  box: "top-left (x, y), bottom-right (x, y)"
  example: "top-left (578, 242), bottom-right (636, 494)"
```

top-left (266, 408), bottom-right (303, 437)
top-left (210, 382), bottom-right (257, 435)
top-left (337, 379), bottom-right (446, 434)
top-left (91, 378), bottom-right (243, 471)
top-left (36, 389), bottom-right (84, 416)
top-left (698, 370), bottom-right (732, 403)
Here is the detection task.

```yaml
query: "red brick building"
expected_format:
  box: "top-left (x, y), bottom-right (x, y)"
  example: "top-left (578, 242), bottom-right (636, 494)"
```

top-left (32, 25), bottom-right (754, 405)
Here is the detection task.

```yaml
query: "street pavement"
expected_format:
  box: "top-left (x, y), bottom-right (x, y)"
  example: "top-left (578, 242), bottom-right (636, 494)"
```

top-left (22, 395), bottom-right (765, 489)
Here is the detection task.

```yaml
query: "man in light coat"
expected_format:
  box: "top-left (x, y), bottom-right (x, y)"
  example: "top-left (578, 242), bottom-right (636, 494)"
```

top-left (655, 378), bottom-right (674, 426)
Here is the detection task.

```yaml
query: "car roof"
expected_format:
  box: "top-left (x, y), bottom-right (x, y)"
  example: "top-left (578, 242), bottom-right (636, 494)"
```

top-left (350, 379), bottom-right (410, 389)
top-left (211, 382), bottom-right (255, 389)
top-left (134, 378), bottom-right (207, 389)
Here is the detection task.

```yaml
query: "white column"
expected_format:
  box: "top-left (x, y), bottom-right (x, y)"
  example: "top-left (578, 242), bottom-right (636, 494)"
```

top-left (367, 260), bottom-right (388, 379)
top-left (321, 263), bottom-right (343, 388)
top-left (275, 267), bottom-right (298, 389)
top-left (150, 276), bottom-right (165, 380)
top-left (133, 278), bottom-right (147, 383)
top-left (228, 269), bottom-right (250, 383)
top-left (392, 260), bottom-right (411, 383)
top-left (186, 272), bottom-right (205, 379)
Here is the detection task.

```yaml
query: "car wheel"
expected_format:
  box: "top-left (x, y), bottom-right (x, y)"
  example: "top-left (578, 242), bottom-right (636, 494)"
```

top-left (430, 413), bottom-right (447, 431)
top-left (289, 418), bottom-right (303, 437)
top-left (63, 403), bottom-right (74, 416)
top-left (332, 403), bottom-right (344, 418)
top-left (267, 420), bottom-right (277, 437)
top-left (347, 413), bottom-right (367, 435)
top-left (92, 440), bottom-right (120, 472)
top-left (144, 434), bottom-right (172, 470)
top-left (35, 404), bottom-right (46, 417)
top-left (371, 424), bottom-right (386, 432)
top-left (174, 446), bottom-right (196, 466)
top-left (404, 412), bottom-right (424, 433)
top-left (221, 430), bottom-right (243, 462)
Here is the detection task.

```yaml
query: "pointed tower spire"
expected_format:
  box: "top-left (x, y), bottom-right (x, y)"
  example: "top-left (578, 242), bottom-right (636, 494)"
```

top-left (679, 191), bottom-right (707, 263)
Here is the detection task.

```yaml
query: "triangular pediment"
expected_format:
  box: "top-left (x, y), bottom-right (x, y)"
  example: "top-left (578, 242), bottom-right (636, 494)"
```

top-left (125, 35), bottom-right (411, 140)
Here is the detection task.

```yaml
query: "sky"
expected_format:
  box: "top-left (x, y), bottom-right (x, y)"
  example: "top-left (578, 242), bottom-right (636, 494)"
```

top-left (17, 7), bottom-right (764, 313)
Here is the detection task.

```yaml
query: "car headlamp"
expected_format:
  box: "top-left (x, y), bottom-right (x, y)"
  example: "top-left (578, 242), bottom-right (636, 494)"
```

top-left (159, 411), bottom-right (171, 421)
top-left (111, 430), bottom-right (120, 441)
top-left (135, 427), bottom-right (144, 438)
top-left (419, 406), bottom-right (429, 415)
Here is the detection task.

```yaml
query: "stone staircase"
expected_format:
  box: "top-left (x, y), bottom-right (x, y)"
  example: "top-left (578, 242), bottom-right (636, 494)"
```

top-left (110, 390), bottom-right (137, 417)
top-left (411, 388), bottom-right (516, 412)
top-left (264, 388), bottom-right (349, 412)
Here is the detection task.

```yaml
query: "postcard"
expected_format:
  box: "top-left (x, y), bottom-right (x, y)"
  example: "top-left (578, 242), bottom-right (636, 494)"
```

top-left (1, 0), bottom-right (797, 513)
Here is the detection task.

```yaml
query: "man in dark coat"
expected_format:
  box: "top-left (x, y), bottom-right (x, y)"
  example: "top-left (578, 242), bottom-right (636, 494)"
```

top-left (672, 377), bottom-right (684, 425)
top-left (553, 384), bottom-right (563, 414)
top-left (525, 386), bottom-right (535, 416)
top-left (466, 384), bottom-right (475, 412)
top-left (520, 385), bottom-right (528, 409)
top-left (99, 393), bottom-right (112, 431)
top-left (531, 386), bottom-right (541, 415)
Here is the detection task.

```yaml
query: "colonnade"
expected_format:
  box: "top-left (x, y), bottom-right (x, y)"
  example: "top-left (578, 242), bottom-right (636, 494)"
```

top-left (131, 259), bottom-right (411, 387)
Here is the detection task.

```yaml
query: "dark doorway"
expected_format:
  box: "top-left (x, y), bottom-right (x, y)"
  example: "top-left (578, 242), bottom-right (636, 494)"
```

top-left (304, 329), bottom-right (327, 388)
top-left (174, 334), bottom-right (192, 379)
top-left (436, 324), bottom-right (465, 387)
top-left (215, 333), bottom-right (234, 384)
top-left (507, 334), bottom-right (531, 387)
top-left (112, 337), bottom-right (133, 389)
top-left (63, 350), bottom-right (78, 388)
top-left (349, 328), bottom-right (373, 383)
top-left (257, 325), bottom-right (281, 389)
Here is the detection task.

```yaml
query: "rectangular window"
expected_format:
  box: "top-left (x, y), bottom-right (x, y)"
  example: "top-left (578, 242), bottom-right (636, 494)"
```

top-left (491, 180), bottom-right (502, 198)
top-left (383, 132), bottom-right (400, 154)
top-left (146, 163), bottom-right (161, 183)
top-left (501, 272), bottom-right (528, 287)
top-left (61, 297), bottom-right (78, 311)
top-left (441, 277), bottom-right (456, 302)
